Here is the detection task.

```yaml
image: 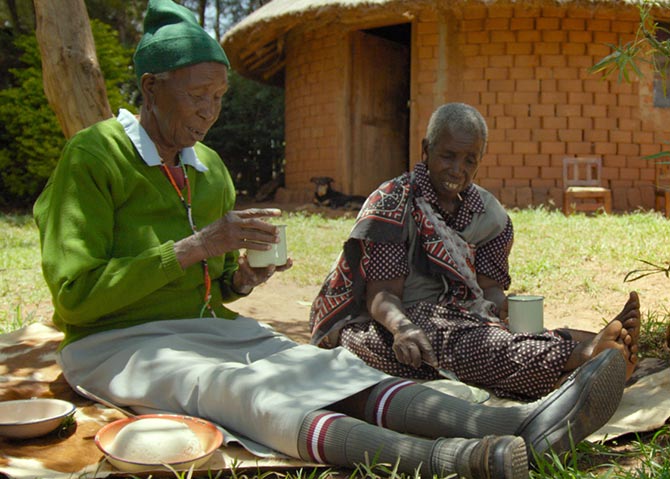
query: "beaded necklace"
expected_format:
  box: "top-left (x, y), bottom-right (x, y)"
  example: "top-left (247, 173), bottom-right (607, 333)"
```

top-left (160, 158), bottom-right (214, 317)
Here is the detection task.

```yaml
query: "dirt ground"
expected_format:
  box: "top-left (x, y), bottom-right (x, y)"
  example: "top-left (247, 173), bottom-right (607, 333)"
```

top-left (233, 275), bottom-right (670, 345)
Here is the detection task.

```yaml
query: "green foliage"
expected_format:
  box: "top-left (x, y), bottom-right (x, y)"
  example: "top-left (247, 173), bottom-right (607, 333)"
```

top-left (0, 20), bottom-right (135, 208)
top-left (204, 70), bottom-right (285, 197)
top-left (590, 2), bottom-right (670, 83)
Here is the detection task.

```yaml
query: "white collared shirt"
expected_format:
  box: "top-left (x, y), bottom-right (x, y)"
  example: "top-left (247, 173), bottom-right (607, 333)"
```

top-left (115, 108), bottom-right (208, 172)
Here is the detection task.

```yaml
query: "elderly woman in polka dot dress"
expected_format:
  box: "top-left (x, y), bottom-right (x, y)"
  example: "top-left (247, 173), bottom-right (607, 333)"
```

top-left (310, 102), bottom-right (640, 401)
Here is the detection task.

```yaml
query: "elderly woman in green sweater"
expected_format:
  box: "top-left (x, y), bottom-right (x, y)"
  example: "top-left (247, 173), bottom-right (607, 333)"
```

top-left (33, 1), bottom-right (626, 478)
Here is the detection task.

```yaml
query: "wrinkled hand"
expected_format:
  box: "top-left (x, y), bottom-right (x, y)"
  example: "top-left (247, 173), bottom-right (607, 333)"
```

top-left (233, 256), bottom-right (293, 293)
top-left (392, 322), bottom-right (437, 369)
top-left (197, 208), bottom-right (282, 258)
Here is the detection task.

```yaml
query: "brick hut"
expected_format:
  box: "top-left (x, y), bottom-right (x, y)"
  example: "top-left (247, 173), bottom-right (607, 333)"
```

top-left (222, 0), bottom-right (670, 211)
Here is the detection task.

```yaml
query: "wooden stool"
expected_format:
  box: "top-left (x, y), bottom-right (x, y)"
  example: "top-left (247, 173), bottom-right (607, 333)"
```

top-left (562, 157), bottom-right (612, 215)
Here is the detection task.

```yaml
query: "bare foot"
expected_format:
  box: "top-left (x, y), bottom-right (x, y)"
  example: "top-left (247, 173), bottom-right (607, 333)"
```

top-left (591, 292), bottom-right (640, 380)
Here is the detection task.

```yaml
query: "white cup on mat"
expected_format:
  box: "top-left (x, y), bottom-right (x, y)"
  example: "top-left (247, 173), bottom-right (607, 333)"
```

top-left (246, 225), bottom-right (287, 268)
top-left (507, 294), bottom-right (544, 334)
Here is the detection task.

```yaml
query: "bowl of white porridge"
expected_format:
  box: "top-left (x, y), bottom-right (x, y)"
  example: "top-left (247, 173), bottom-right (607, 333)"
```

top-left (95, 414), bottom-right (222, 473)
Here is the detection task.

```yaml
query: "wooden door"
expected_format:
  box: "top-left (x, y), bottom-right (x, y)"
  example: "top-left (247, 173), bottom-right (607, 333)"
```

top-left (350, 30), bottom-right (410, 196)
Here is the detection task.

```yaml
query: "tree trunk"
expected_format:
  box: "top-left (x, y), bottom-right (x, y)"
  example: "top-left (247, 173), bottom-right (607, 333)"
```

top-left (33, 0), bottom-right (112, 139)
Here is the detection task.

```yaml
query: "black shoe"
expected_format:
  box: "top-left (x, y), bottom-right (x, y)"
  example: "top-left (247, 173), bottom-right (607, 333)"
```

top-left (434, 435), bottom-right (529, 479)
top-left (515, 348), bottom-right (626, 462)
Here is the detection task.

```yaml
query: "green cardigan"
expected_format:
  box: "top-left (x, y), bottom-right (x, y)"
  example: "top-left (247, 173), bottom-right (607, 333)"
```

top-left (34, 117), bottom-right (243, 348)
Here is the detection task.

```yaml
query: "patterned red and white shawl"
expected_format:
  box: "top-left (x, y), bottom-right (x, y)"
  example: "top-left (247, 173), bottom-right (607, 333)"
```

top-left (309, 169), bottom-right (503, 348)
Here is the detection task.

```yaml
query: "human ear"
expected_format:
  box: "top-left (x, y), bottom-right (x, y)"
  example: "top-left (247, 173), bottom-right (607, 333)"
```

top-left (421, 138), bottom-right (429, 163)
top-left (140, 73), bottom-right (157, 107)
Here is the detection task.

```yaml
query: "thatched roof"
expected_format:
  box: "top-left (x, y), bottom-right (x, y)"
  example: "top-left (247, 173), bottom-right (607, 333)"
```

top-left (221, 0), bottom-right (660, 85)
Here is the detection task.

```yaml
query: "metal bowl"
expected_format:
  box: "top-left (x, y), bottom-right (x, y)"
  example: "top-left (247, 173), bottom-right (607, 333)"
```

top-left (0, 398), bottom-right (76, 439)
top-left (95, 414), bottom-right (223, 473)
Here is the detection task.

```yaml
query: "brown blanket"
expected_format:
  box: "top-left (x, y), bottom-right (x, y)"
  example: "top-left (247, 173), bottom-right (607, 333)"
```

top-left (0, 323), bottom-right (320, 479)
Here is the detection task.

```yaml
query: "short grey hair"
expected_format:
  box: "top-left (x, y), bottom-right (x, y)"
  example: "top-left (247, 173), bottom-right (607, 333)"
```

top-left (153, 71), bottom-right (172, 81)
top-left (424, 103), bottom-right (488, 157)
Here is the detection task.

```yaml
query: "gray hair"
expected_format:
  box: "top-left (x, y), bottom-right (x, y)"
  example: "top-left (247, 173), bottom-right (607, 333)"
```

top-left (424, 103), bottom-right (488, 157)
top-left (153, 71), bottom-right (172, 81)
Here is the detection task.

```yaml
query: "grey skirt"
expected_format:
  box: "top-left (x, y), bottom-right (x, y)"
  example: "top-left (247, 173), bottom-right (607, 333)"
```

top-left (58, 316), bottom-right (389, 458)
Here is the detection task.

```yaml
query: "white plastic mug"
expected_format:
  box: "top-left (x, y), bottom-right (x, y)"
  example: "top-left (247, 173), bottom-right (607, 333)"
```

top-left (246, 225), bottom-right (287, 268)
top-left (507, 295), bottom-right (544, 334)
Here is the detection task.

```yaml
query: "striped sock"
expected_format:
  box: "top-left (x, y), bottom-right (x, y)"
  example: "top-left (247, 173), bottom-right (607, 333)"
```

top-left (297, 410), bottom-right (437, 477)
top-left (364, 378), bottom-right (530, 438)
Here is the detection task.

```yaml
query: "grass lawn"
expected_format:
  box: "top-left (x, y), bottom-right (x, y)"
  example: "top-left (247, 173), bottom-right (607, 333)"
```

top-left (1, 208), bottom-right (670, 478)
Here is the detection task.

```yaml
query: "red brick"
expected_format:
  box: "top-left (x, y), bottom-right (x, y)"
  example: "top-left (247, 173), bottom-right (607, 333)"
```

top-left (585, 129), bottom-right (608, 142)
top-left (461, 19), bottom-right (484, 32)
top-left (541, 6), bottom-right (566, 18)
top-left (485, 67), bottom-right (510, 80)
top-left (620, 167), bottom-right (641, 180)
top-left (540, 91), bottom-right (568, 104)
top-left (568, 92), bottom-right (593, 104)
top-left (593, 31), bottom-right (618, 45)
top-left (509, 66), bottom-right (536, 79)
top-left (587, 18), bottom-right (611, 32)
top-left (516, 116), bottom-right (542, 129)
top-left (463, 68), bottom-right (485, 80)
top-left (593, 142), bottom-right (617, 154)
top-left (533, 129), bottom-right (558, 141)
top-left (488, 142), bottom-right (514, 155)
top-left (514, 142), bottom-right (540, 155)
top-left (510, 18), bottom-right (534, 30)
top-left (562, 18), bottom-right (586, 30)
top-left (594, 117), bottom-right (617, 130)
top-left (517, 30), bottom-right (541, 42)
top-left (611, 20), bottom-right (636, 34)
top-left (462, 5), bottom-right (487, 19)
top-left (582, 79), bottom-right (610, 93)
top-left (513, 91), bottom-right (540, 103)
top-left (531, 104), bottom-right (556, 117)
top-left (557, 79), bottom-right (582, 92)
top-left (514, 166), bottom-right (540, 178)
top-left (488, 5), bottom-right (514, 18)
top-left (467, 31), bottom-right (490, 43)
top-left (557, 104), bottom-right (581, 117)
top-left (514, 5), bottom-right (541, 18)
top-left (633, 131), bottom-right (654, 144)
top-left (562, 43), bottom-right (586, 55)
top-left (618, 94), bottom-right (639, 107)
top-left (486, 18), bottom-right (510, 30)
top-left (618, 143), bottom-right (640, 156)
top-left (566, 142), bottom-right (595, 155)
top-left (489, 55), bottom-right (514, 68)
top-left (565, 6), bottom-right (595, 19)
top-left (463, 79), bottom-right (488, 92)
top-left (535, 67), bottom-right (556, 79)
top-left (568, 30), bottom-right (593, 43)
top-left (610, 130), bottom-right (632, 143)
top-left (541, 166), bottom-right (562, 180)
top-left (543, 117), bottom-right (568, 129)
top-left (506, 43), bottom-right (533, 55)
top-left (588, 44), bottom-right (612, 56)
top-left (489, 79), bottom-right (515, 91)
top-left (540, 142), bottom-right (567, 154)
top-left (495, 116), bottom-right (515, 129)
top-left (594, 92), bottom-right (617, 107)
top-left (619, 118), bottom-right (640, 131)
top-left (505, 104), bottom-right (531, 117)
top-left (542, 30), bottom-right (566, 42)
top-left (514, 54), bottom-right (539, 67)
top-left (516, 79), bottom-right (541, 92)
top-left (558, 129), bottom-right (584, 142)
top-left (525, 154), bottom-right (551, 167)
top-left (534, 42), bottom-right (561, 54)
top-left (568, 116), bottom-right (592, 130)
top-left (506, 129), bottom-right (531, 141)
top-left (498, 154), bottom-right (524, 166)
top-left (541, 55), bottom-right (567, 67)
top-left (496, 91), bottom-right (514, 104)
top-left (568, 56), bottom-right (595, 68)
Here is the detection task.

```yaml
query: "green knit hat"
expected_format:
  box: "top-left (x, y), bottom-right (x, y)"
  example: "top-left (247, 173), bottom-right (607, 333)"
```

top-left (133, 0), bottom-right (230, 83)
